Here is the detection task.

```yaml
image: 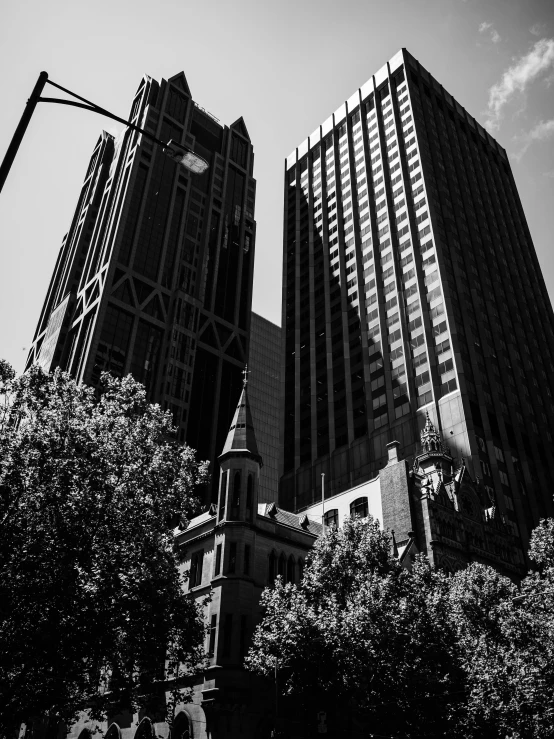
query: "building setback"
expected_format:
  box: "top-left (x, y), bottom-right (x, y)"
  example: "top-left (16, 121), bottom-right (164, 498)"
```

top-left (26, 72), bottom-right (257, 501)
top-left (280, 47), bottom-right (554, 554)
top-left (247, 312), bottom-right (281, 503)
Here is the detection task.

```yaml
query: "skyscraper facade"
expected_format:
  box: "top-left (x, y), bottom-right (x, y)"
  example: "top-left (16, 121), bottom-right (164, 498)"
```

top-left (247, 312), bottom-right (281, 502)
top-left (280, 48), bottom-right (554, 552)
top-left (26, 72), bottom-right (257, 500)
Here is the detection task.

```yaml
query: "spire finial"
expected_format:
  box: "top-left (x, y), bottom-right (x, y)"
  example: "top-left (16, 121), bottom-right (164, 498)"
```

top-left (242, 364), bottom-right (250, 388)
top-left (423, 411), bottom-right (434, 433)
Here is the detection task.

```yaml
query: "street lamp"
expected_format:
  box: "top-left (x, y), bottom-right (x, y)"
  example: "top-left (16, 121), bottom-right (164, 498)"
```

top-left (0, 71), bottom-right (209, 195)
top-left (321, 472), bottom-right (325, 533)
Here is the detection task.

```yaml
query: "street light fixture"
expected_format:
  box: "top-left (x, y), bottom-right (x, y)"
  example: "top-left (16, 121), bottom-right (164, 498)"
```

top-left (163, 140), bottom-right (208, 173)
top-left (0, 71), bottom-right (209, 195)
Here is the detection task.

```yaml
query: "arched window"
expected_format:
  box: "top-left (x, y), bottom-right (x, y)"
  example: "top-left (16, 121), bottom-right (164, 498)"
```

top-left (105, 726), bottom-right (121, 739)
top-left (218, 469), bottom-right (228, 521)
top-left (171, 712), bottom-right (191, 739)
top-left (287, 555), bottom-right (295, 584)
top-left (246, 474), bottom-right (253, 509)
top-left (134, 720), bottom-right (154, 739)
top-left (350, 497), bottom-right (368, 518)
top-left (233, 471), bottom-right (241, 507)
top-left (298, 559), bottom-right (304, 581)
top-left (324, 508), bottom-right (339, 528)
top-left (268, 551), bottom-right (276, 585)
top-left (278, 553), bottom-right (286, 579)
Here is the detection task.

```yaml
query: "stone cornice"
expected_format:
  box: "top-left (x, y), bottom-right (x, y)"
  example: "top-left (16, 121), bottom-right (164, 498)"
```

top-left (176, 516), bottom-right (317, 551)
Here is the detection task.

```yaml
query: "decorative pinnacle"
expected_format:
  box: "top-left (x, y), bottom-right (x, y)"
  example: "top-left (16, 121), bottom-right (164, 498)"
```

top-left (242, 364), bottom-right (250, 388)
top-left (420, 410), bottom-right (447, 455)
top-left (422, 411), bottom-right (435, 435)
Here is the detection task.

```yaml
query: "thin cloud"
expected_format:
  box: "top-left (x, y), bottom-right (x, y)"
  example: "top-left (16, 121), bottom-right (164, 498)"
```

top-left (486, 38), bottom-right (554, 130)
top-left (530, 23), bottom-right (545, 37)
top-left (479, 21), bottom-right (501, 44)
top-left (514, 118), bottom-right (554, 160)
top-left (543, 169), bottom-right (554, 179)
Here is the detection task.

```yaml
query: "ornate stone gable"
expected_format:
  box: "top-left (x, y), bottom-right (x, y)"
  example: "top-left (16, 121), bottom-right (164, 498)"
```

top-left (411, 415), bottom-right (525, 578)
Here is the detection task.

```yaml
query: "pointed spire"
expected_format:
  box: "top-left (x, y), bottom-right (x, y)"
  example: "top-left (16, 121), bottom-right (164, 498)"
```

top-left (423, 411), bottom-right (434, 434)
top-left (219, 368), bottom-right (262, 465)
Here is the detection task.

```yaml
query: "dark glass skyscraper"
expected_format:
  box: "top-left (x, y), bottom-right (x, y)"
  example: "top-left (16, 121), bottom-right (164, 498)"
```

top-left (247, 312), bottom-right (281, 503)
top-left (280, 48), bottom-right (554, 551)
top-left (26, 72), bottom-right (257, 501)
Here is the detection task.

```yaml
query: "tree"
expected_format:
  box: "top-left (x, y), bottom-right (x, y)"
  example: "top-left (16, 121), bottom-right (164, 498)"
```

top-left (447, 525), bottom-right (554, 739)
top-left (246, 511), bottom-right (554, 738)
top-left (245, 516), bottom-right (463, 738)
top-left (0, 362), bottom-right (209, 736)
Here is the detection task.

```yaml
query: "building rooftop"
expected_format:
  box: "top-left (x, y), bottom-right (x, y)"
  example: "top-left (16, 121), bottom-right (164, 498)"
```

top-left (286, 47), bottom-right (507, 169)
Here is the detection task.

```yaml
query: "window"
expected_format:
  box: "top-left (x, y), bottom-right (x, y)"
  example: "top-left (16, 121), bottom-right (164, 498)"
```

top-left (278, 553), bottom-right (286, 579)
top-left (268, 551), bottom-right (276, 585)
top-left (298, 559), bottom-right (304, 581)
top-left (324, 508), bottom-right (339, 528)
top-left (239, 615), bottom-right (248, 657)
top-left (350, 497), bottom-right (369, 518)
top-left (208, 614), bottom-right (217, 655)
top-left (246, 474), bottom-right (253, 509)
top-left (189, 549), bottom-right (204, 588)
top-left (228, 542), bottom-right (237, 574)
top-left (287, 555), bottom-right (295, 584)
top-left (214, 544), bottom-right (222, 576)
top-left (233, 471), bottom-right (241, 507)
top-left (244, 544), bottom-right (251, 576)
top-left (218, 469), bottom-right (228, 520)
top-left (415, 371), bottom-right (430, 388)
top-left (222, 614), bottom-right (233, 657)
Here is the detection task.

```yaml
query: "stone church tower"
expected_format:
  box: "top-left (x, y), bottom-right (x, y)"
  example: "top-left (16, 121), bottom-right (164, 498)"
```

top-left (217, 369), bottom-right (263, 526)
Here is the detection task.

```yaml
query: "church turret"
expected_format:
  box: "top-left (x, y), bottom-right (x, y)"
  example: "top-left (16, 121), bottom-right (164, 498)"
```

top-left (217, 366), bottom-right (262, 522)
top-left (416, 412), bottom-right (453, 477)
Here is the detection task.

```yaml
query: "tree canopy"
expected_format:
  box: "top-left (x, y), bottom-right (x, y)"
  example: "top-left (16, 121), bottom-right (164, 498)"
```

top-left (0, 362), bottom-right (209, 736)
top-left (246, 515), bottom-right (554, 739)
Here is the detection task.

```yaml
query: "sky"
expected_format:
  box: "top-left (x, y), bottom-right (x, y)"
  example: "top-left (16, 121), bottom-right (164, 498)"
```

top-left (0, 0), bottom-right (553, 374)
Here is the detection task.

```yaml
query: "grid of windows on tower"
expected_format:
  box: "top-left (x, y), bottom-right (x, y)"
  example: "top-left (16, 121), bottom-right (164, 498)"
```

top-left (26, 72), bottom-right (257, 506)
top-left (281, 52), bottom-right (554, 537)
top-left (284, 69), bottom-right (446, 475)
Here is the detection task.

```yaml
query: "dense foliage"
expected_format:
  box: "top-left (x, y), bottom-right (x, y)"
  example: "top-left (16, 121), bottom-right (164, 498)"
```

top-left (0, 362), bottom-right (209, 735)
top-left (246, 515), bottom-right (554, 739)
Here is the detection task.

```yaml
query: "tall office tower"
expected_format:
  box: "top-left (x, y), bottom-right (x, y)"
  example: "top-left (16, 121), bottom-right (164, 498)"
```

top-left (26, 72), bottom-right (257, 501)
top-left (247, 312), bottom-right (281, 502)
top-left (280, 48), bottom-right (554, 551)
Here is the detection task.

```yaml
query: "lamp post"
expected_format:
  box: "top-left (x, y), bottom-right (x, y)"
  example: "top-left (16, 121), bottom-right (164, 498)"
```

top-left (273, 655), bottom-right (290, 739)
top-left (0, 71), bottom-right (209, 196)
top-left (321, 472), bottom-right (325, 532)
